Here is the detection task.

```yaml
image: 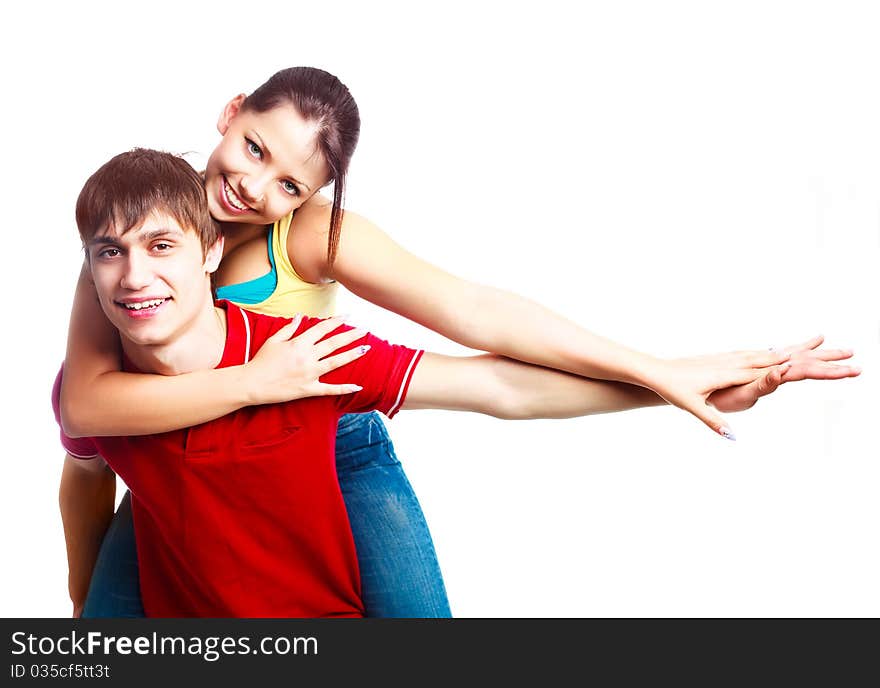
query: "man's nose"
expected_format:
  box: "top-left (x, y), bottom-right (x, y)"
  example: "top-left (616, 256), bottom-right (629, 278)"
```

top-left (120, 253), bottom-right (153, 291)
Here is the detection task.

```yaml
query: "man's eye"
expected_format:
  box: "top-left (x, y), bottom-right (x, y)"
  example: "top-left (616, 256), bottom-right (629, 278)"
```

top-left (154, 243), bottom-right (172, 252)
top-left (246, 139), bottom-right (263, 159)
top-left (98, 248), bottom-right (120, 258)
top-left (282, 180), bottom-right (299, 196)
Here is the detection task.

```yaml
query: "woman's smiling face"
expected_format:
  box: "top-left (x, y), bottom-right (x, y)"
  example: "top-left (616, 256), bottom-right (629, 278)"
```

top-left (204, 96), bottom-right (331, 226)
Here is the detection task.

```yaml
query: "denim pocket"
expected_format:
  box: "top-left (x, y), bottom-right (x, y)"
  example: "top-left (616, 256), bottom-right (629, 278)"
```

top-left (335, 413), bottom-right (398, 473)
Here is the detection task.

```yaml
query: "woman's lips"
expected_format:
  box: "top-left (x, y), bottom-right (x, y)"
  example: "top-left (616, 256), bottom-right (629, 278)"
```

top-left (220, 176), bottom-right (253, 215)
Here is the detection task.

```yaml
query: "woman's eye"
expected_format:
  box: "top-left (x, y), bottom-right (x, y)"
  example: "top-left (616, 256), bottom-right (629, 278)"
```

top-left (281, 180), bottom-right (299, 196)
top-left (246, 139), bottom-right (263, 160)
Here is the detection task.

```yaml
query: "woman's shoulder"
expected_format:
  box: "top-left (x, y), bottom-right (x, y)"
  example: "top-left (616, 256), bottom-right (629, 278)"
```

top-left (290, 193), bottom-right (370, 233)
top-left (286, 194), bottom-right (371, 281)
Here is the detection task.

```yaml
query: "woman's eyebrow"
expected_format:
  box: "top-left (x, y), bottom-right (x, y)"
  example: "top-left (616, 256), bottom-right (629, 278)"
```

top-left (252, 131), bottom-right (312, 192)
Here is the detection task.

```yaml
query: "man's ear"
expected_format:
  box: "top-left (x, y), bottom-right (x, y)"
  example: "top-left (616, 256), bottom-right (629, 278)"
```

top-left (80, 253), bottom-right (96, 284)
top-left (204, 235), bottom-right (225, 274)
top-left (217, 94), bottom-right (247, 135)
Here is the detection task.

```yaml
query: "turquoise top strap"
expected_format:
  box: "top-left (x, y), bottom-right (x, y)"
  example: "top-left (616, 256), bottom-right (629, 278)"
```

top-left (214, 229), bottom-right (278, 305)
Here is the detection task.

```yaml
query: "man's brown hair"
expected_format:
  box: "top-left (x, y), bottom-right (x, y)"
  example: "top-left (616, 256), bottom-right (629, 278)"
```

top-left (76, 148), bottom-right (220, 255)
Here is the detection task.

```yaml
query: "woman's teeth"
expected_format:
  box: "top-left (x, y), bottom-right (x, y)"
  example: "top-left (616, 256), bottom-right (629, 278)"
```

top-left (123, 299), bottom-right (166, 310)
top-left (224, 179), bottom-right (250, 211)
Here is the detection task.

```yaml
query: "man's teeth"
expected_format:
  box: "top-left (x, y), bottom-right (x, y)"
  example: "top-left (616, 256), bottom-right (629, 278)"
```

top-left (123, 299), bottom-right (166, 310)
top-left (225, 180), bottom-right (249, 211)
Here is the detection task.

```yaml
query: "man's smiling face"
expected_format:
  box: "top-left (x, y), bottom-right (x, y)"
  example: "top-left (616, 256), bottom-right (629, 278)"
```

top-left (87, 211), bottom-right (222, 351)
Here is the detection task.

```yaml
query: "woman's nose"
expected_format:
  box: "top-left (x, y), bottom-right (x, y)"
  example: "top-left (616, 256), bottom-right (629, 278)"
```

top-left (239, 175), bottom-right (267, 203)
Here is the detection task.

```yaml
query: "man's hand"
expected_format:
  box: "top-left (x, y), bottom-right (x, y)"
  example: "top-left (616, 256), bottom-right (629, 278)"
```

top-left (647, 335), bottom-right (859, 438)
top-left (708, 335), bottom-right (860, 412)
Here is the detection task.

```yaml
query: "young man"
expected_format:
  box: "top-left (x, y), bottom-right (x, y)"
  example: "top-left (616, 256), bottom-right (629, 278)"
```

top-left (56, 149), bottom-right (857, 617)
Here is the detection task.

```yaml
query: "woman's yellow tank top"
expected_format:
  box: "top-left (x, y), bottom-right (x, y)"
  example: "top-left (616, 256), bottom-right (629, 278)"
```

top-left (215, 212), bottom-right (337, 318)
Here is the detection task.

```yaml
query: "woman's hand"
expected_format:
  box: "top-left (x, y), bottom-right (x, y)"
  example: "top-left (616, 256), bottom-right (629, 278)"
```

top-left (243, 316), bottom-right (370, 405)
top-left (648, 335), bottom-right (859, 439)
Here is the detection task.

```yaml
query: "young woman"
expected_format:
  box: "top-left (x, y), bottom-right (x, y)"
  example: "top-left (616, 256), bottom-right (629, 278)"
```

top-left (60, 67), bottom-right (858, 617)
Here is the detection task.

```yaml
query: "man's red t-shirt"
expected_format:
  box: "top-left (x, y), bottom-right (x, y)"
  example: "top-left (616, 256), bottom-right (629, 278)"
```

top-left (53, 302), bottom-right (423, 617)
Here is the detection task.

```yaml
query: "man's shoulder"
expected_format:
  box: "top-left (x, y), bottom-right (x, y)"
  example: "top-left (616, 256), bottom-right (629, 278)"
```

top-left (220, 301), bottom-right (327, 354)
top-left (237, 304), bottom-right (296, 333)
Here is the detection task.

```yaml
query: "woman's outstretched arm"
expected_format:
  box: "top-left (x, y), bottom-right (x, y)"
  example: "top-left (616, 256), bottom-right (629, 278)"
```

top-left (60, 263), bottom-right (367, 437)
top-left (315, 210), bottom-right (857, 436)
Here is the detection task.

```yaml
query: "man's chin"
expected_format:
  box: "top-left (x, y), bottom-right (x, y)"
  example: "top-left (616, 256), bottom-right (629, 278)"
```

top-left (122, 335), bottom-right (167, 350)
top-left (112, 321), bottom-right (169, 349)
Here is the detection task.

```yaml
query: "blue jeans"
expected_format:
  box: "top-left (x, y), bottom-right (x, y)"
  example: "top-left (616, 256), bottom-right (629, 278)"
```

top-left (81, 412), bottom-right (451, 618)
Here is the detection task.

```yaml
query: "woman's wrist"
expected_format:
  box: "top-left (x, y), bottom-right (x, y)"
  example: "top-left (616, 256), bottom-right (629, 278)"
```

top-left (612, 350), bottom-right (664, 389)
top-left (232, 363), bottom-right (270, 407)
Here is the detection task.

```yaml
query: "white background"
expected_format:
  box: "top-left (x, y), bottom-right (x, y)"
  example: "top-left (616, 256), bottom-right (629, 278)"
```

top-left (1, 0), bottom-right (876, 617)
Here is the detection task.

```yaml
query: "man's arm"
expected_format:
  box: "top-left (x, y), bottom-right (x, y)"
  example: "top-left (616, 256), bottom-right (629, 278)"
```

top-left (58, 454), bottom-right (115, 617)
top-left (402, 353), bottom-right (665, 419)
top-left (401, 340), bottom-right (859, 420)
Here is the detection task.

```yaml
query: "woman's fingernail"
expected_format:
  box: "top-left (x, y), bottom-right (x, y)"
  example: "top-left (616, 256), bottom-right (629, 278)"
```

top-left (348, 385), bottom-right (363, 392)
top-left (359, 345), bottom-right (371, 354)
top-left (720, 426), bottom-right (736, 441)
